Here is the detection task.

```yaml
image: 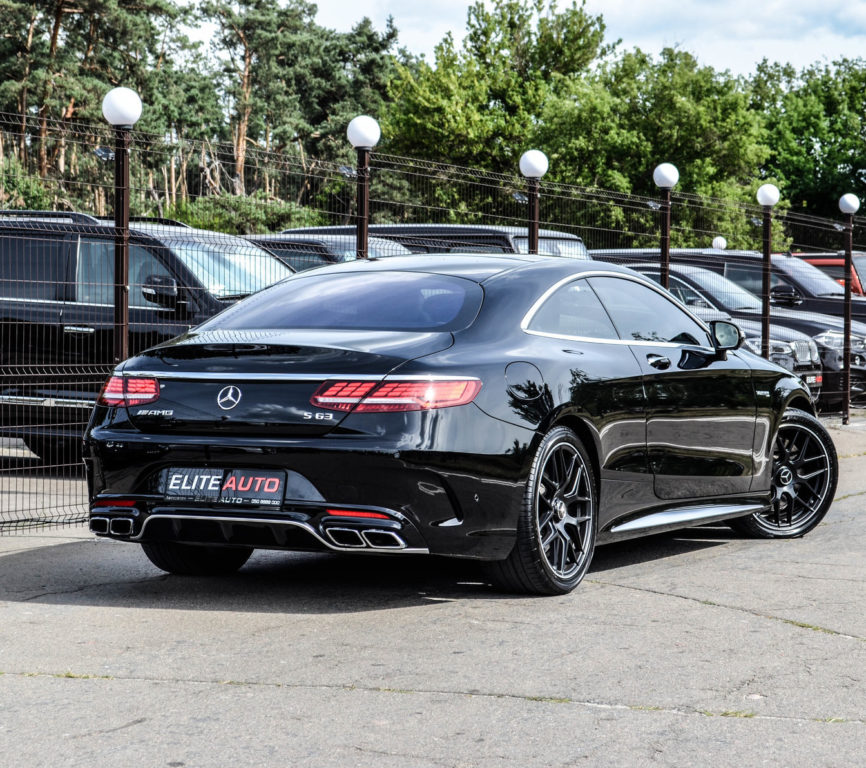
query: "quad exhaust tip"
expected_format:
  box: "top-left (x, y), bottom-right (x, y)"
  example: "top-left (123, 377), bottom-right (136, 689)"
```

top-left (324, 525), bottom-right (407, 550)
top-left (109, 517), bottom-right (134, 536)
top-left (90, 516), bottom-right (109, 534)
top-left (361, 529), bottom-right (405, 549)
top-left (90, 516), bottom-right (134, 536)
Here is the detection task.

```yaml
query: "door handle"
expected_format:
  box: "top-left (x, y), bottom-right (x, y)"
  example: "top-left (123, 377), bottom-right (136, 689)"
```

top-left (646, 353), bottom-right (671, 370)
top-left (63, 326), bottom-right (96, 335)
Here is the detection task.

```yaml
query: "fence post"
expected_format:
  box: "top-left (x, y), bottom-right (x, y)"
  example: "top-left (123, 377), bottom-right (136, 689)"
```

top-left (102, 87), bottom-right (142, 365)
top-left (347, 116), bottom-right (380, 260)
top-left (756, 184), bottom-right (780, 360)
top-left (653, 163), bottom-right (678, 289)
top-left (519, 150), bottom-right (548, 254)
top-left (840, 194), bottom-right (860, 424)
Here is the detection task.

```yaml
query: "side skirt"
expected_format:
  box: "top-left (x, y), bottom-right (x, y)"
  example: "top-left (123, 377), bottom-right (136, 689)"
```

top-left (597, 502), bottom-right (766, 544)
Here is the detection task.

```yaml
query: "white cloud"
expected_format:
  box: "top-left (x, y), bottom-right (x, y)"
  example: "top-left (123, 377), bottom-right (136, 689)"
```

top-left (312, 0), bottom-right (866, 74)
top-left (583, 0), bottom-right (866, 73)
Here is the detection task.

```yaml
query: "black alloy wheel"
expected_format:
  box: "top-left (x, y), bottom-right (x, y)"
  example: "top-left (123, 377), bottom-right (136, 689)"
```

top-left (141, 541), bottom-right (254, 576)
top-left (730, 408), bottom-right (837, 538)
top-left (489, 426), bottom-right (597, 595)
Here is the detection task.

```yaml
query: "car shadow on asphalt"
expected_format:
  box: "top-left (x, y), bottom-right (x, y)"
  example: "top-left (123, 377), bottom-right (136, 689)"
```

top-left (0, 525), bottom-right (738, 613)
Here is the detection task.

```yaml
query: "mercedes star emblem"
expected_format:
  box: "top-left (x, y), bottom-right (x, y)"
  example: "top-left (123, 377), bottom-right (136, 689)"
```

top-left (217, 385), bottom-right (242, 411)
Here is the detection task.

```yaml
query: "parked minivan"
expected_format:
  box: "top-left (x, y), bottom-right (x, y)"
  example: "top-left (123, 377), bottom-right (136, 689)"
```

top-left (0, 211), bottom-right (292, 460)
top-left (280, 223), bottom-right (589, 258)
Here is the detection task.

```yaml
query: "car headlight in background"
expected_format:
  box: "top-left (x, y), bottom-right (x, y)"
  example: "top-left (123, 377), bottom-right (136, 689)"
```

top-left (812, 331), bottom-right (866, 365)
top-left (813, 331), bottom-right (845, 349)
top-left (744, 337), bottom-right (793, 357)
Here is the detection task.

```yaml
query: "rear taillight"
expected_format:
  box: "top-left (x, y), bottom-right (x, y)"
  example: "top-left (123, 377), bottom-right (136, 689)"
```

top-left (97, 376), bottom-right (160, 407)
top-left (325, 508), bottom-right (392, 520)
top-left (311, 379), bottom-right (481, 413)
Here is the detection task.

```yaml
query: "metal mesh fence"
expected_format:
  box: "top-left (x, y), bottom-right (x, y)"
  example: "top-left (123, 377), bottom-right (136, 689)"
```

top-left (1, 111), bottom-right (865, 531)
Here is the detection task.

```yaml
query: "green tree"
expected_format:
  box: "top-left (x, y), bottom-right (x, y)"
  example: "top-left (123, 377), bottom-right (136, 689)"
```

top-left (382, 0), bottom-right (611, 171)
top-left (752, 58), bottom-right (866, 219)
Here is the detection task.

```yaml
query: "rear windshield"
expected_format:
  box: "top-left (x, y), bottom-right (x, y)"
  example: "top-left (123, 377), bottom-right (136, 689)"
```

top-left (514, 236), bottom-right (589, 259)
top-left (201, 271), bottom-right (483, 331)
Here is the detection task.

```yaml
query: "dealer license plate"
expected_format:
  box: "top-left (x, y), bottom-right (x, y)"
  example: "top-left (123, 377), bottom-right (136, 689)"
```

top-left (160, 468), bottom-right (286, 507)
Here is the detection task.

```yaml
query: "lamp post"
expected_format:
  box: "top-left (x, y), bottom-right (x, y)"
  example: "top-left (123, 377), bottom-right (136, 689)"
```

top-left (711, 236), bottom-right (727, 250)
top-left (756, 183), bottom-right (780, 360)
top-left (653, 163), bottom-right (679, 288)
top-left (519, 150), bottom-right (549, 254)
top-left (102, 86), bottom-right (142, 365)
top-left (346, 115), bottom-right (380, 259)
top-left (840, 193), bottom-right (860, 424)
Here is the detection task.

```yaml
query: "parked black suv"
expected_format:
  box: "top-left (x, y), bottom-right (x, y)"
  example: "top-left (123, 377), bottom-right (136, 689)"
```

top-left (280, 224), bottom-right (589, 258)
top-left (622, 263), bottom-right (825, 402)
top-left (594, 256), bottom-right (866, 407)
top-left (590, 247), bottom-right (866, 323)
top-left (245, 232), bottom-right (411, 271)
top-left (0, 211), bottom-right (292, 460)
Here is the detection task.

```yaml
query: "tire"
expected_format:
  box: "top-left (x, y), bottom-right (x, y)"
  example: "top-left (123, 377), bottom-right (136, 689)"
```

top-left (141, 541), bottom-right (253, 576)
top-left (729, 408), bottom-right (837, 538)
top-left (488, 426), bottom-right (597, 595)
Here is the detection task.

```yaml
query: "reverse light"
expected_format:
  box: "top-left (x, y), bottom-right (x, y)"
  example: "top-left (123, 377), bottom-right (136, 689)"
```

top-left (97, 376), bottom-right (160, 407)
top-left (311, 379), bottom-right (482, 413)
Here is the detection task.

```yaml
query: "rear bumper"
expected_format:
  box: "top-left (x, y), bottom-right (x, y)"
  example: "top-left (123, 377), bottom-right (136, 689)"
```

top-left (89, 504), bottom-right (430, 554)
top-left (85, 422), bottom-right (530, 560)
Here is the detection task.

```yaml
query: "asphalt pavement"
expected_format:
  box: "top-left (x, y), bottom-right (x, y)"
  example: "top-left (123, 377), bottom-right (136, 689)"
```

top-left (1, 418), bottom-right (864, 767)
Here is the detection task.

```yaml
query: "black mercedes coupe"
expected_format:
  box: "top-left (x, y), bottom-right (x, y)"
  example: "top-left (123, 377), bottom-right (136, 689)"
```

top-left (84, 254), bottom-right (838, 595)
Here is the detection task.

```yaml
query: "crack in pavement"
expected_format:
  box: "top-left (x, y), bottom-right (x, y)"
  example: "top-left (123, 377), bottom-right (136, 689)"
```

top-left (1, 670), bottom-right (864, 726)
top-left (586, 579), bottom-right (865, 641)
top-left (11, 574), bottom-right (169, 602)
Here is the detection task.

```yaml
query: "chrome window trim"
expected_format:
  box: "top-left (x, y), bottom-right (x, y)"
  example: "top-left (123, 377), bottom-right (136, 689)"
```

top-left (522, 328), bottom-right (685, 348)
top-left (62, 299), bottom-right (173, 310)
top-left (0, 395), bottom-right (94, 408)
top-left (521, 270), bottom-right (713, 349)
top-left (0, 297), bottom-right (65, 305)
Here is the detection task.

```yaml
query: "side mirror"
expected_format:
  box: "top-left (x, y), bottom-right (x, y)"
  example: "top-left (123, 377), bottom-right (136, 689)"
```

top-left (770, 284), bottom-right (802, 307)
top-left (686, 297), bottom-right (712, 309)
top-left (141, 275), bottom-right (178, 308)
top-left (709, 319), bottom-right (744, 351)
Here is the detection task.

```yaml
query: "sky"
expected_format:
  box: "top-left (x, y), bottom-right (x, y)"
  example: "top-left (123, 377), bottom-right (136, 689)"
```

top-left (312, 0), bottom-right (866, 76)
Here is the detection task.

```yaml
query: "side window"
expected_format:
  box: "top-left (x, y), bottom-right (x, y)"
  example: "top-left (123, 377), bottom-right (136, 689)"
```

top-left (75, 239), bottom-right (113, 305)
top-left (588, 276), bottom-right (711, 346)
top-left (129, 245), bottom-right (171, 307)
top-left (526, 278), bottom-right (619, 339)
top-left (75, 240), bottom-right (171, 307)
top-left (267, 247), bottom-right (331, 272)
top-left (639, 271), bottom-right (709, 307)
top-left (0, 232), bottom-right (66, 300)
top-left (669, 277), bottom-right (714, 308)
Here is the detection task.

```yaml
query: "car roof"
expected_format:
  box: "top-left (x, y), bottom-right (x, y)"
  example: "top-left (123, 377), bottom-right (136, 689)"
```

top-left (246, 233), bottom-right (402, 249)
top-left (628, 261), bottom-right (731, 279)
top-left (0, 212), bottom-right (255, 246)
top-left (281, 223), bottom-right (585, 240)
top-left (289, 252), bottom-right (639, 283)
top-left (589, 247), bottom-right (763, 259)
